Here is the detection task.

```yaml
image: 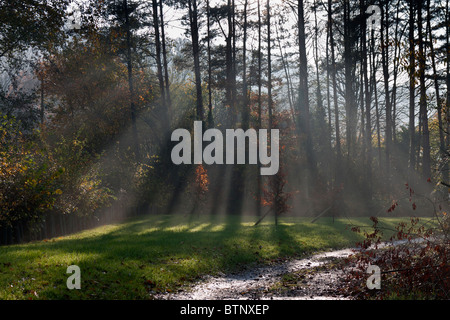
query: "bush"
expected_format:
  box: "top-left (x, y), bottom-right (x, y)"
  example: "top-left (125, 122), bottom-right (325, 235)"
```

top-left (48, 133), bottom-right (113, 218)
top-left (0, 115), bottom-right (63, 235)
top-left (343, 189), bottom-right (449, 299)
top-left (0, 115), bottom-right (113, 244)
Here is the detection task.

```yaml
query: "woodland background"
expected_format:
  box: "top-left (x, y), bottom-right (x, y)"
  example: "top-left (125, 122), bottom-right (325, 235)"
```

top-left (0, 0), bottom-right (449, 245)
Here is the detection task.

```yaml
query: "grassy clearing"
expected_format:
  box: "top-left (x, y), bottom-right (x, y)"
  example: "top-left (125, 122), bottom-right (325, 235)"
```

top-left (0, 214), bottom-right (432, 299)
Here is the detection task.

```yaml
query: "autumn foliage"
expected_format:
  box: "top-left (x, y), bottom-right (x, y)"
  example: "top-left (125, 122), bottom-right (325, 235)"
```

top-left (343, 192), bottom-right (449, 299)
top-left (0, 114), bottom-right (112, 243)
top-left (0, 116), bottom-right (62, 230)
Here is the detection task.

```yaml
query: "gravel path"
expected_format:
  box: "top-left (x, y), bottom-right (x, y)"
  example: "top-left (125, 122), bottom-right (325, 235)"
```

top-left (154, 236), bottom-right (439, 300)
top-left (155, 248), bottom-right (355, 300)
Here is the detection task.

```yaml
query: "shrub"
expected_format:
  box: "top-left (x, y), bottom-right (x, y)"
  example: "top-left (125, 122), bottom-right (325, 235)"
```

top-left (342, 188), bottom-right (449, 299)
top-left (0, 115), bottom-right (62, 234)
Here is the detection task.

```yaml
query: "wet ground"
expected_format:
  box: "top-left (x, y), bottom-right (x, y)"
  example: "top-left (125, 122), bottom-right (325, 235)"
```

top-left (156, 248), bottom-right (355, 300)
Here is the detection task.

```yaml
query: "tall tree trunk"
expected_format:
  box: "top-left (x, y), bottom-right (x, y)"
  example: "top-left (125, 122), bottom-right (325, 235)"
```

top-left (359, 61), bottom-right (365, 150)
top-left (391, 1), bottom-right (402, 146)
top-left (313, 0), bottom-right (324, 128)
top-left (226, 0), bottom-right (242, 216)
top-left (417, 103), bottom-right (423, 172)
top-left (159, 0), bottom-right (171, 125)
top-left (124, 0), bottom-right (140, 159)
top-left (242, 0), bottom-right (249, 130)
top-left (326, 11), bottom-right (333, 185)
top-left (267, 0), bottom-right (276, 224)
top-left (361, 0), bottom-right (372, 197)
top-left (256, 0), bottom-right (262, 217)
top-left (381, 1), bottom-right (392, 181)
top-left (232, 0), bottom-right (237, 123)
top-left (343, 0), bottom-right (356, 159)
top-left (417, 0), bottom-right (431, 180)
top-left (371, 28), bottom-right (382, 170)
top-left (152, 0), bottom-right (167, 122)
top-left (446, 0), bottom-right (450, 184)
top-left (297, 0), bottom-right (315, 199)
top-left (206, 0), bottom-right (213, 127)
top-left (275, 22), bottom-right (295, 125)
top-left (329, 0), bottom-right (341, 183)
top-left (267, 0), bottom-right (273, 131)
top-left (257, 0), bottom-right (262, 130)
top-left (188, 0), bottom-right (204, 121)
top-left (232, 0), bottom-right (248, 217)
top-left (226, 0), bottom-right (234, 126)
top-left (427, 0), bottom-right (446, 182)
top-left (408, 0), bottom-right (416, 175)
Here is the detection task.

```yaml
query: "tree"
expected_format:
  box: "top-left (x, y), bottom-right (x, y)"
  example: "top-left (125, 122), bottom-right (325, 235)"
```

top-left (256, 0), bottom-right (263, 217)
top-left (188, 0), bottom-right (204, 121)
top-left (296, 0), bottom-right (316, 200)
top-left (446, 0), bottom-right (450, 185)
top-left (426, 0), bottom-right (447, 185)
top-left (160, 0), bottom-right (172, 121)
top-left (268, 0), bottom-right (273, 131)
top-left (152, 0), bottom-right (168, 126)
top-left (361, 0), bottom-right (372, 197)
top-left (0, 0), bottom-right (68, 60)
top-left (417, 0), bottom-right (431, 180)
top-left (328, 0), bottom-right (342, 184)
top-left (343, 0), bottom-right (357, 160)
top-left (206, 0), bottom-right (213, 127)
top-left (104, 0), bottom-right (147, 159)
top-left (408, 0), bottom-right (416, 175)
top-left (241, 0), bottom-right (249, 131)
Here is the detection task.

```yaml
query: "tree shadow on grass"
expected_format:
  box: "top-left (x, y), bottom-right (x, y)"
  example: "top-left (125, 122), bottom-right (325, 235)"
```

top-left (0, 215), bottom-right (366, 299)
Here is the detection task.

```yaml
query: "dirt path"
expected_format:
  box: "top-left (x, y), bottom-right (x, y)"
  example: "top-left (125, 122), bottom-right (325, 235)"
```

top-left (156, 248), bottom-right (355, 300)
top-left (154, 236), bottom-right (438, 300)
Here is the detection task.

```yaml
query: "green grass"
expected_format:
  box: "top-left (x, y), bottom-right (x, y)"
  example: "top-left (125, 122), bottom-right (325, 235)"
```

top-left (0, 214), bottom-right (430, 300)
